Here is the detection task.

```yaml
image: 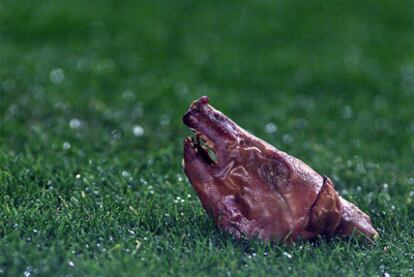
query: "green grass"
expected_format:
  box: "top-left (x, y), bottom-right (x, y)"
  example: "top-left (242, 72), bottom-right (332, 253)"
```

top-left (1, 0), bottom-right (413, 276)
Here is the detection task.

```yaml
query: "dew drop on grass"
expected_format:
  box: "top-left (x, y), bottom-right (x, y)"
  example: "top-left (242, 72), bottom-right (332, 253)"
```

top-left (283, 134), bottom-right (293, 144)
top-left (122, 90), bottom-right (135, 100)
top-left (63, 142), bottom-right (71, 150)
top-left (68, 261), bottom-right (75, 267)
top-left (283, 252), bottom-right (292, 259)
top-left (49, 68), bottom-right (65, 84)
top-left (265, 123), bottom-right (277, 134)
top-left (112, 129), bottom-right (121, 140)
top-left (122, 171), bottom-right (130, 178)
top-left (69, 118), bottom-right (81, 129)
top-left (409, 191), bottom-right (414, 197)
top-left (342, 105), bottom-right (352, 119)
top-left (132, 125), bottom-right (144, 137)
top-left (160, 114), bottom-right (171, 126)
top-left (24, 266), bottom-right (33, 277)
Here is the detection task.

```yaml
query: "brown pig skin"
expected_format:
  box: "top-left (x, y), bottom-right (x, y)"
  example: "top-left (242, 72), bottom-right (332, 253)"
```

top-left (183, 96), bottom-right (378, 242)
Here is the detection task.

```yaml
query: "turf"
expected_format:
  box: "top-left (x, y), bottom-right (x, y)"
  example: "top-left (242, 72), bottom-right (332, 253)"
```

top-left (0, 0), bottom-right (413, 276)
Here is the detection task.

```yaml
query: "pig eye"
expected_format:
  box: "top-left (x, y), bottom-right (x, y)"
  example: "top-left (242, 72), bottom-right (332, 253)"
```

top-left (259, 160), bottom-right (289, 189)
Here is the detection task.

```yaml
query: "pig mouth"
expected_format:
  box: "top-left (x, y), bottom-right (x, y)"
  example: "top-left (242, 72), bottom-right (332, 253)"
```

top-left (183, 96), bottom-right (218, 166)
top-left (184, 132), bottom-right (217, 166)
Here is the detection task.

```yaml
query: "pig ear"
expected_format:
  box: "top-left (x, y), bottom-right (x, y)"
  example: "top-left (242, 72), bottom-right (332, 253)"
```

top-left (337, 196), bottom-right (379, 242)
top-left (307, 177), bottom-right (342, 236)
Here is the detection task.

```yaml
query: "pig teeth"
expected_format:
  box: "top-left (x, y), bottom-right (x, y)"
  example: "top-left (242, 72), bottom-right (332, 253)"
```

top-left (188, 137), bottom-right (196, 148)
top-left (195, 131), bottom-right (214, 150)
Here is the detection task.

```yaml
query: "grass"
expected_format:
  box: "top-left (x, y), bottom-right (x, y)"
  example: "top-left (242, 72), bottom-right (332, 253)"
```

top-left (0, 0), bottom-right (413, 275)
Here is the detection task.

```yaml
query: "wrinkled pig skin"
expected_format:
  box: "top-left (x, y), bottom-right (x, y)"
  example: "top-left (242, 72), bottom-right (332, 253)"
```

top-left (182, 96), bottom-right (378, 243)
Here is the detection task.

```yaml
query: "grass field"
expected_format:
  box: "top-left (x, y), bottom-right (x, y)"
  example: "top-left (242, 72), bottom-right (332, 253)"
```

top-left (1, 0), bottom-right (413, 276)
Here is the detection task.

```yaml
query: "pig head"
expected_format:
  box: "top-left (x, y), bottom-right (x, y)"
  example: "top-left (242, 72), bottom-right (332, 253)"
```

top-left (183, 96), bottom-right (378, 242)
